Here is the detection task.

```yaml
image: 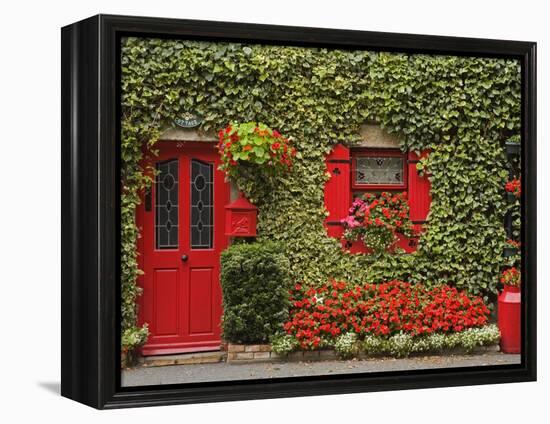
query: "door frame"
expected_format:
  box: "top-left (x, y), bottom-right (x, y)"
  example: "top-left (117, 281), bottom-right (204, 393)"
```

top-left (136, 140), bottom-right (230, 356)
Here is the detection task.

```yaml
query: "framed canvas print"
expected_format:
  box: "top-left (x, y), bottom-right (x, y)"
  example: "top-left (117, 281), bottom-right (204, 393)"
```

top-left (61, 14), bottom-right (536, 409)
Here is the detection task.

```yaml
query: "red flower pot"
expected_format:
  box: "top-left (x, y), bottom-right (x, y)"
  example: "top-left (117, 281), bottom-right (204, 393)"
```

top-left (498, 285), bottom-right (521, 354)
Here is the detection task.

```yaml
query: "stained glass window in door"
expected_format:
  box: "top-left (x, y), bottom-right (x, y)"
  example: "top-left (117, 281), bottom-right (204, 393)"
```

top-left (190, 160), bottom-right (214, 249)
top-left (355, 156), bottom-right (404, 186)
top-left (155, 159), bottom-right (179, 249)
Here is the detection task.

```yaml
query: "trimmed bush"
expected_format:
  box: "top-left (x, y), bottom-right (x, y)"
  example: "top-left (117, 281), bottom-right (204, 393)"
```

top-left (220, 241), bottom-right (291, 343)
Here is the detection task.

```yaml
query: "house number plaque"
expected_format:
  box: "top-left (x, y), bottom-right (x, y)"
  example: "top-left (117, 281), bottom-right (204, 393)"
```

top-left (174, 112), bottom-right (202, 128)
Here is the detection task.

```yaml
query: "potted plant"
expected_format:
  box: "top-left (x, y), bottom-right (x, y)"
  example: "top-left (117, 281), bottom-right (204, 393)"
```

top-left (505, 178), bottom-right (521, 202)
top-left (504, 239), bottom-right (520, 258)
top-left (498, 267), bottom-right (521, 354)
top-left (217, 122), bottom-right (297, 180)
top-left (340, 192), bottom-right (414, 255)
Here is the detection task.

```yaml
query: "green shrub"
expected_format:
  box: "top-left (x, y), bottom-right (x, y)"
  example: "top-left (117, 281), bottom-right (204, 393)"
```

top-left (220, 241), bottom-right (291, 343)
top-left (121, 324), bottom-right (149, 351)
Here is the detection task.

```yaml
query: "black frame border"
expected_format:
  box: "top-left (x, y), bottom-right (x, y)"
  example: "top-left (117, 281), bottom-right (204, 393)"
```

top-left (61, 14), bottom-right (536, 409)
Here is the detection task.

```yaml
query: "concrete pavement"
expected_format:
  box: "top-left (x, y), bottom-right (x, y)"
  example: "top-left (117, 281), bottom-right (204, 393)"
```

top-left (122, 352), bottom-right (520, 387)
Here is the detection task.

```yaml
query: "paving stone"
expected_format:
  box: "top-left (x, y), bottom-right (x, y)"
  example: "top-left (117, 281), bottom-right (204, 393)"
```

top-left (319, 350), bottom-right (337, 360)
top-left (228, 344), bottom-right (245, 353)
top-left (269, 352), bottom-right (285, 361)
top-left (303, 351), bottom-right (320, 360)
top-left (235, 352), bottom-right (254, 360)
top-left (245, 345), bottom-right (261, 352)
top-left (288, 351), bottom-right (304, 361)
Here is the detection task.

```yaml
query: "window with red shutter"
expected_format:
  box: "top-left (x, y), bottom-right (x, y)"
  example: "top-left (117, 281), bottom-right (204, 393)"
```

top-left (323, 144), bottom-right (431, 254)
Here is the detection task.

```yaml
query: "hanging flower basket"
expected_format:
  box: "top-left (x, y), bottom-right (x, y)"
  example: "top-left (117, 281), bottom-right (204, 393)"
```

top-left (217, 122), bottom-right (297, 180)
top-left (504, 239), bottom-right (520, 258)
top-left (505, 178), bottom-right (521, 200)
top-left (340, 192), bottom-right (414, 254)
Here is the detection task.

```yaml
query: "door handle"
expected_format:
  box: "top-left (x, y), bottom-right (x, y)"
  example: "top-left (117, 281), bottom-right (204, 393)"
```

top-left (181, 254), bottom-right (189, 262)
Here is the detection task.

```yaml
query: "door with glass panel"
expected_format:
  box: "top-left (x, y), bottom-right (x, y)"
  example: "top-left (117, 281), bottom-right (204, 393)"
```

top-left (138, 142), bottom-right (229, 355)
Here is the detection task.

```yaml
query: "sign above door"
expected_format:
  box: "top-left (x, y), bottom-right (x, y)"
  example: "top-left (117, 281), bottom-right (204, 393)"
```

top-left (174, 112), bottom-right (202, 128)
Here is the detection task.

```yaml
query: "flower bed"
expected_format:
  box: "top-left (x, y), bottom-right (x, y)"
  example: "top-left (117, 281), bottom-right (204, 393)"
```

top-left (271, 280), bottom-right (494, 358)
top-left (270, 325), bottom-right (500, 359)
top-left (229, 325), bottom-right (499, 363)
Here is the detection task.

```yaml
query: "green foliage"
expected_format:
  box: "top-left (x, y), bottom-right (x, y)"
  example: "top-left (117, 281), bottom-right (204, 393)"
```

top-left (220, 241), bottom-right (291, 343)
top-left (121, 324), bottom-right (149, 351)
top-left (120, 38), bottom-right (521, 347)
top-left (342, 192), bottom-right (413, 254)
top-left (334, 332), bottom-right (360, 359)
top-left (270, 333), bottom-right (300, 355)
top-left (360, 325), bottom-right (500, 358)
top-left (218, 122), bottom-right (296, 179)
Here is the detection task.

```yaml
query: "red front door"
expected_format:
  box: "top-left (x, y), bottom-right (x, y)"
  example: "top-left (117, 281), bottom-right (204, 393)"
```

top-left (137, 141), bottom-right (229, 356)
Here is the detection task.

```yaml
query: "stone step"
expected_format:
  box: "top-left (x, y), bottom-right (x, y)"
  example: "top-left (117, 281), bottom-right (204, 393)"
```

top-left (141, 351), bottom-right (226, 367)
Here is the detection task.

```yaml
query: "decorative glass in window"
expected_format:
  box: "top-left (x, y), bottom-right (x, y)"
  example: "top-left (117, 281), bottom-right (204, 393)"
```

top-left (355, 156), bottom-right (404, 185)
top-left (190, 160), bottom-right (214, 249)
top-left (155, 159), bottom-right (179, 249)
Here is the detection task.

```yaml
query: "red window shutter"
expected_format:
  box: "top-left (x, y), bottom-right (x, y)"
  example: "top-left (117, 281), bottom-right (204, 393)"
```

top-left (324, 143), bottom-right (350, 238)
top-left (407, 150), bottom-right (431, 234)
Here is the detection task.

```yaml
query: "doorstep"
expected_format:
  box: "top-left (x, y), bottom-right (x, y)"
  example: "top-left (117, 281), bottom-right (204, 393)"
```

top-left (140, 350), bottom-right (226, 367)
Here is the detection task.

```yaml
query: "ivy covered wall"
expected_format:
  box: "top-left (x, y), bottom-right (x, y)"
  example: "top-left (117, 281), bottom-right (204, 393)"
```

top-left (120, 37), bottom-right (520, 347)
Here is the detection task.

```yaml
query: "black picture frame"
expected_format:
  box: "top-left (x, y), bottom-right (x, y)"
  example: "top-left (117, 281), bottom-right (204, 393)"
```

top-left (61, 14), bottom-right (537, 410)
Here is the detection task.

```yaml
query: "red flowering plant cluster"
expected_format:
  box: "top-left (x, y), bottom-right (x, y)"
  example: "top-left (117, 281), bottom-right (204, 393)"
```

top-left (506, 239), bottom-right (521, 249)
top-left (340, 192), bottom-right (414, 253)
top-left (505, 178), bottom-right (521, 198)
top-left (217, 122), bottom-right (297, 179)
top-left (283, 281), bottom-right (490, 350)
top-left (500, 267), bottom-right (521, 288)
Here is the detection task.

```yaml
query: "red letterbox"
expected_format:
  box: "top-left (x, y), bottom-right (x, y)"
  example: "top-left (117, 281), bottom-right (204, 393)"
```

top-left (225, 193), bottom-right (258, 237)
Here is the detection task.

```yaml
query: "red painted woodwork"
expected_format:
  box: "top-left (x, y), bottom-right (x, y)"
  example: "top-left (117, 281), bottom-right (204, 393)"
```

top-left (225, 193), bottom-right (258, 237)
top-left (351, 148), bottom-right (407, 191)
top-left (498, 285), bottom-right (521, 354)
top-left (137, 141), bottom-right (230, 356)
top-left (343, 233), bottom-right (417, 254)
top-left (324, 143), bottom-right (351, 238)
top-left (407, 150), bottom-right (431, 234)
top-left (324, 145), bottom-right (430, 254)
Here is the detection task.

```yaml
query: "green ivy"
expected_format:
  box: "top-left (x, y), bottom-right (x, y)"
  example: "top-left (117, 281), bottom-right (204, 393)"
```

top-left (120, 37), bottom-right (521, 348)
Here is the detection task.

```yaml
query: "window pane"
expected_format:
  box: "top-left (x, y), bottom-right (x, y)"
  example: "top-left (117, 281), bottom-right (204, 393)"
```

top-left (355, 156), bottom-right (403, 185)
top-left (155, 159), bottom-right (179, 249)
top-left (190, 160), bottom-right (214, 249)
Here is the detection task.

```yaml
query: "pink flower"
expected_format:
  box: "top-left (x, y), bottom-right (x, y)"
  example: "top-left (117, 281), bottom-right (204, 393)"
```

top-left (341, 215), bottom-right (360, 228)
